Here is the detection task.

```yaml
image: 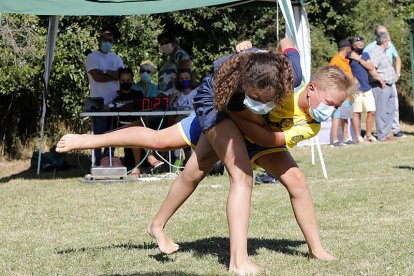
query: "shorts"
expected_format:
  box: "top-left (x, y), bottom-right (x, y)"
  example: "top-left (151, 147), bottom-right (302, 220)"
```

top-left (178, 112), bottom-right (288, 168)
top-left (332, 99), bottom-right (353, 119)
top-left (178, 112), bottom-right (201, 148)
top-left (353, 89), bottom-right (376, 113)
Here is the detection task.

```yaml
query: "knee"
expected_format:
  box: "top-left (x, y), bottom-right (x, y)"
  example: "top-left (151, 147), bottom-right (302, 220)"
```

top-left (229, 168), bottom-right (254, 190)
top-left (281, 169), bottom-right (308, 197)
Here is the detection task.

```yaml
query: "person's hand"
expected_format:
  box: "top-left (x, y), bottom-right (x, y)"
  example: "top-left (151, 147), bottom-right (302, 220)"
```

top-left (349, 51), bottom-right (361, 61)
top-left (236, 41), bottom-right (253, 53)
top-left (380, 80), bottom-right (387, 89)
top-left (396, 73), bottom-right (401, 82)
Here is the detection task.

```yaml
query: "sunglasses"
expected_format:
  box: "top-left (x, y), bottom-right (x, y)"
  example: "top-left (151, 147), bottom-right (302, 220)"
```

top-left (140, 69), bottom-right (152, 74)
top-left (352, 36), bottom-right (364, 42)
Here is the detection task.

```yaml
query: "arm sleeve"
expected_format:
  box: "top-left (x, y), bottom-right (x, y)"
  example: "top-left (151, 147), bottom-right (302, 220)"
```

top-left (283, 123), bottom-right (320, 149)
top-left (283, 48), bottom-right (302, 88)
top-left (85, 54), bottom-right (99, 72)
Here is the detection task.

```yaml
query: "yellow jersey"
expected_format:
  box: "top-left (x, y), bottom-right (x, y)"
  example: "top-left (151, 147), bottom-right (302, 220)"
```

top-left (264, 83), bottom-right (321, 149)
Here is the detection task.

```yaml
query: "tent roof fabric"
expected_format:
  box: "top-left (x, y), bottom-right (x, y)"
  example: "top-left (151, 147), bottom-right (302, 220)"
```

top-left (0, 0), bottom-right (279, 16)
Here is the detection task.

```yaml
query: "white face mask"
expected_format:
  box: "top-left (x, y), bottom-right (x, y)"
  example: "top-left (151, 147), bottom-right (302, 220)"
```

top-left (160, 43), bottom-right (174, 55)
top-left (243, 95), bottom-right (275, 114)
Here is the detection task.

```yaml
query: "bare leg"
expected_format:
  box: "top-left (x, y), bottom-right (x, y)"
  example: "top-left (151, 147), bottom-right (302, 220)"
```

top-left (256, 152), bottom-right (336, 260)
top-left (147, 134), bottom-right (218, 254)
top-left (331, 118), bottom-right (340, 143)
top-left (352, 113), bottom-right (361, 140)
top-left (148, 119), bottom-right (262, 274)
top-left (56, 124), bottom-right (187, 153)
top-left (366, 111), bottom-right (375, 137)
top-left (130, 148), bottom-right (142, 175)
top-left (341, 119), bottom-right (349, 141)
top-left (204, 119), bottom-right (263, 275)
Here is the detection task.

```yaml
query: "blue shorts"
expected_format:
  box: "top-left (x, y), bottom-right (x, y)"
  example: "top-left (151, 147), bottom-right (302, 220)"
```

top-left (178, 112), bottom-right (288, 167)
top-left (332, 99), bottom-right (353, 119)
top-left (178, 112), bottom-right (202, 148)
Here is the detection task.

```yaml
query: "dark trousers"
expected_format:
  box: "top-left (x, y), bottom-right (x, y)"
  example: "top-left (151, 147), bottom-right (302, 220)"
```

top-left (92, 116), bottom-right (109, 166)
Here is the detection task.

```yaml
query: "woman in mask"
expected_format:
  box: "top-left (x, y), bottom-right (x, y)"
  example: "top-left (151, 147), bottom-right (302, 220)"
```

top-left (133, 60), bottom-right (158, 98)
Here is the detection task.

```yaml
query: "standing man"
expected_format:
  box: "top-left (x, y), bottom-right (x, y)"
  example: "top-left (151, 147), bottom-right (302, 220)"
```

top-left (349, 36), bottom-right (380, 143)
top-left (157, 32), bottom-right (192, 99)
top-left (364, 25), bottom-right (404, 138)
top-left (85, 29), bottom-right (124, 166)
top-left (329, 39), bottom-right (354, 146)
top-left (369, 32), bottom-right (397, 142)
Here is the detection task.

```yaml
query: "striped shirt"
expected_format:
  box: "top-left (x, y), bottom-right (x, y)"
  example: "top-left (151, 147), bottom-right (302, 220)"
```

top-left (369, 45), bottom-right (397, 84)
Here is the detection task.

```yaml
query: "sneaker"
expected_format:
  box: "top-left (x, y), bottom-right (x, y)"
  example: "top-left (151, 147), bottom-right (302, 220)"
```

top-left (393, 131), bottom-right (406, 138)
top-left (364, 135), bottom-right (377, 142)
top-left (150, 161), bottom-right (165, 174)
top-left (255, 171), bottom-right (279, 184)
top-left (330, 141), bottom-right (344, 147)
top-left (343, 139), bottom-right (354, 145)
top-left (357, 136), bottom-right (365, 143)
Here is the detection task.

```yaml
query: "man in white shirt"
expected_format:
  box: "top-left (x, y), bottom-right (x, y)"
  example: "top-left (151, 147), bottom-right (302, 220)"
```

top-left (85, 29), bottom-right (124, 166)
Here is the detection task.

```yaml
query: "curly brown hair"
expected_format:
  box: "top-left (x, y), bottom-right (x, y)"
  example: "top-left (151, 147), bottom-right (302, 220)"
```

top-left (213, 51), bottom-right (294, 111)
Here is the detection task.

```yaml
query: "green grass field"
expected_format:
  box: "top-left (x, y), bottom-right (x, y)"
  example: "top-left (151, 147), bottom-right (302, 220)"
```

top-left (1, 135), bottom-right (414, 275)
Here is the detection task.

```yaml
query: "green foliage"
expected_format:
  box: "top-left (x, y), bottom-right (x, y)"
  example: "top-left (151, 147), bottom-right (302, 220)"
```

top-left (1, 1), bottom-right (414, 158)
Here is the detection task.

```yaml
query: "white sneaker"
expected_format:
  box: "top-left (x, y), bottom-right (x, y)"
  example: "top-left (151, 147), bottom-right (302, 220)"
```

top-left (357, 136), bottom-right (364, 143)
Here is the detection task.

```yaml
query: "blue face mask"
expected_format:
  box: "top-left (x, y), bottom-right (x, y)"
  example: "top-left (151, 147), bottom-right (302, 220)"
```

top-left (180, 79), bottom-right (192, 90)
top-left (140, 72), bottom-right (151, 82)
top-left (100, 42), bottom-right (113, 53)
top-left (308, 91), bottom-right (336, 122)
top-left (243, 95), bottom-right (275, 114)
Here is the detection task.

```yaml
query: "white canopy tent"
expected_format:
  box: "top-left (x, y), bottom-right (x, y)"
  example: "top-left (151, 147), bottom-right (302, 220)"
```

top-left (0, 0), bottom-right (327, 177)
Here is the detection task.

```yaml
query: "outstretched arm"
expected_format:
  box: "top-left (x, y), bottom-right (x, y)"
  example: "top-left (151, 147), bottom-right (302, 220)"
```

top-left (226, 111), bottom-right (286, 147)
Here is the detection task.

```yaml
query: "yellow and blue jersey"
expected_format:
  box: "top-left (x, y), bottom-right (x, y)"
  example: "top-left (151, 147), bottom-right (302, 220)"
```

top-left (265, 83), bottom-right (321, 149)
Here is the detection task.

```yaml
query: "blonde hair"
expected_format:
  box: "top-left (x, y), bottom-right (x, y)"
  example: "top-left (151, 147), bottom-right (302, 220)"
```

top-left (311, 65), bottom-right (357, 100)
top-left (140, 60), bottom-right (156, 72)
top-left (213, 51), bottom-right (294, 110)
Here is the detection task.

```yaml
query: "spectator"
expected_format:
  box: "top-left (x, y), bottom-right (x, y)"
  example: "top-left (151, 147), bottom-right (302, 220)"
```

top-left (133, 60), bottom-right (158, 98)
top-left (172, 68), bottom-right (198, 169)
top-left (348, 36), bottom-right (378, 143)
top-left (364, 25), bottom-right (404, 138)
top-left (111, 68), bottom-right (145, 175)
top-left (369, 32), bottom-right (397, 142)
top-left (132, 61), bottom-right (165, 173)
top-left (85, 29), bottom-right (124, 166)
top-left (329, 39), bottom-right (354, 146)
top-left (157, 32), bottom-right (192, 98)
top-left (173, 68), bottom-right (197, 110)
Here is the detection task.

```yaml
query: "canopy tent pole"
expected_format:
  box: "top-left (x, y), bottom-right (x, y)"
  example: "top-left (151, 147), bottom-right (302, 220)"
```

top-left (277, 0), bottom-right (328, 178)
top-left (37, 15), bottom-right (59, 175)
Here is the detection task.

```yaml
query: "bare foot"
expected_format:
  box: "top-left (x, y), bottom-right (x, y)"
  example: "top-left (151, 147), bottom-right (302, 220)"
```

top-left (56, 134), bottom-right (87, 153)
top-left (147, 223), bottom-right (179, 255)
top-left (229, 259), bottom-right (265, 276)
top-left (309, 249), bottom-right (336, 260)
top-left (129, 167), bottom-right (140, 176)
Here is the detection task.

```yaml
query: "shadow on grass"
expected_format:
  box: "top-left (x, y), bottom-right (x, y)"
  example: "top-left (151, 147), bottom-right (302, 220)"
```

top-left (101, 272), bottom-right (201, 276)
top-left (0, 153), bottom-right (91, 183)
top-left (57, 236), bottom-right (306, 269)
top-left (394, 165), bottom-right (414, 171)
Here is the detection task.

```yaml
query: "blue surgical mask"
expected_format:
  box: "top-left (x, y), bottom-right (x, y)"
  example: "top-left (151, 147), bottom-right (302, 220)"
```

top-left (308, 92), bottom-right (335, 122)
top-left (100, 42), bottom-right (113, 53)
top-left (243, 95), bottom-right (275, 114)
top-left (140, 72), bottom-right (151, 82)
top-left (180, 79), bottom-right (192, 90)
